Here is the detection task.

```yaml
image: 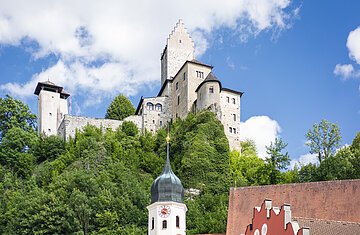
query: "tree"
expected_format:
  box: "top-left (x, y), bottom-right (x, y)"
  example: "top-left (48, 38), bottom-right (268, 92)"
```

top-left (305, 119), bottom-right (341, 163)
top-left (105, 95), bottom-right (135, 120)
top-left (265, 138), bottom-right (290, 184)
top-left (0, 95), bottom-right (37, 141)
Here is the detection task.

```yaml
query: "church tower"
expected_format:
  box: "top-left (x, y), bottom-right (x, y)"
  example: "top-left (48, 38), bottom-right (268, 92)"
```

top-left (147, 135), bottom-right (187, 235)
top-left (161, 19), bottom-right (194, 86)
top-left (34, 81), bottom-right (70, 136)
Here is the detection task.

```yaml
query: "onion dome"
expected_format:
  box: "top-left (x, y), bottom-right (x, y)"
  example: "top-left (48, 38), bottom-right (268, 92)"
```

top-left (150, 136), bottom-right (184, 203)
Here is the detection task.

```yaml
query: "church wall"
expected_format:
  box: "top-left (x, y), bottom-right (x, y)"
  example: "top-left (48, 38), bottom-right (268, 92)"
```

top-left (226, 179), bottom-right (360, 235)
top-left (220, 90), bottom-right (241, 150)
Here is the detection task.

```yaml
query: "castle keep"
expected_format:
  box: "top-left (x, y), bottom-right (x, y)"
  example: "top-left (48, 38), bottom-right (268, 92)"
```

top-left (35, 20), bottom-right (243, 150)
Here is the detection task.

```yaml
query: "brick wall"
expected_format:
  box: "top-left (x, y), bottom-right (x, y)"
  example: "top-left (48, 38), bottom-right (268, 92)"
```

top-left (226, 179), bottom-right (360, 235)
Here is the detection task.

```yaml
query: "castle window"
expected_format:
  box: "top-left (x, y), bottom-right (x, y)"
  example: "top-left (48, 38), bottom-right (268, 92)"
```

top-left (176, 216), bottom-right (180, 228)
top-left (176, 82), bottom-right (179, 90)
top-left (196, 71), bottom-right (204, 78)
top-left (233, 128), bottom-right (237, 134)
top-left (152, 217), bottom-right (154, 230)
top-left (162, 220), bottom-right (167, 229)
top-left (179, 39), bottom-right (182, 43)
top-left (153, 120), bottom-right (155, 124)
top-left (177, 95), bottom-right (180, 105)
top-left (233, 114), bottom-right (236, 121)
top-left (49, 112), bottom-right (52, 116)
top-left (209, 86), bottom-right (214, 93)
top-left (232, 98), bottom-right (236, 104)
top-left (160, 121), bottom-right (163, 126)
top-left (183, 72), bottom-right (186, 80)
top-left (229, 127), bottom-right (232, 133)
top-left (155, 103), bottom-right (162, 111)
top-left (226, 97), bottom-right (230, 103)
top-left (146, 102), bottom-right (154, 110)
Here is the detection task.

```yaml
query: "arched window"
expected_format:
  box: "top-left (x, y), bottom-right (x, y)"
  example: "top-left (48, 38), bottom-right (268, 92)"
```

top-left (162, 220), bottom-right (167, 229)
top-left (146, 102), bottom-right (154, 110)
top-left (151, 217), bottom-right (154, 230)
top-left (155, 103), bottom-right (162, 111)
top-left (176, 216), bottom-right (180, 228)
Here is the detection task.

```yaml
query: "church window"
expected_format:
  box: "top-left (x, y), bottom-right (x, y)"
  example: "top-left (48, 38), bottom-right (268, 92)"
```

top-left (151, 217), bottom-right (154, 230)
top-left (162, 220), bottom-right (167, 229)
top-left (155, 103), bottom-right (162, 111)
top-left (226, 96), bottom-right (230, 103)
top-left (183, 72), bottom-right (186, 80)
top-left (178, 95), bottom-right (180, 105)
top-left (196, 71), bottom-right (204, 78)
top-left (229, 127), bottom-right (232, 133)
top-left (176, 82), bottom-right (179, 90)
top-left (176, 216), bottom-right (180, 228)
top-left (209, 86), bottom-right (214, 93)
top-left (147, 102), bottom-right (154, 110)
top-left (232, 98), bottom-right (236, 104)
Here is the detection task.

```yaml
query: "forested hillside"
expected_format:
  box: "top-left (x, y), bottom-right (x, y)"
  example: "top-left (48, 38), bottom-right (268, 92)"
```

top-left (0, 95), bottom-right (359, 235)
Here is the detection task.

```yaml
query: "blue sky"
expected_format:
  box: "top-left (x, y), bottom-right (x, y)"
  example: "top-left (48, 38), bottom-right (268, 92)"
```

top-left (0, 0), bottom-right (359, 166)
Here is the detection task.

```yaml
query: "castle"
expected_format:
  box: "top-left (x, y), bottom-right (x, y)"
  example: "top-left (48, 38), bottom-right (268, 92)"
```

top-left (34, 20), bottom-right (243, 150)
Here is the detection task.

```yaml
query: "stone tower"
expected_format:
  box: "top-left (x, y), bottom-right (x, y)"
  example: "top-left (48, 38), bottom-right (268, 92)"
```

top-left (147, 136), bottom-right (187, 235)
top-left (34, 81), bottom-right (70, 136)
top-left (161, 19), bottom-right (194, 86)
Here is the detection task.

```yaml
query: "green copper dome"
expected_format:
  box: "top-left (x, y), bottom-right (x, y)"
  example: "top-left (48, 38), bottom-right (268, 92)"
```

top-left (150, 142), bottom-right (184, 203)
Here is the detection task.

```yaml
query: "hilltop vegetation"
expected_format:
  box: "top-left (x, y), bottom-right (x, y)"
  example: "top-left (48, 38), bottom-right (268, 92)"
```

top-left (0, 95), bottom-right (359, 234)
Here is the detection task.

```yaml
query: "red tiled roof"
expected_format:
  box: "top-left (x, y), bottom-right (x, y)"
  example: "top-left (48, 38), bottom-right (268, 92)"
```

top-left (294, 217), bottom-right (360, 235)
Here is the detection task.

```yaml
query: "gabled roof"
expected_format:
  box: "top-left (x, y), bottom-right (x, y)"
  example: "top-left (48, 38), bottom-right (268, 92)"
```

top-left (157, 79), bottom-right (172, 97)
top-left (295, 217), bottom-right (360, 235)
top-left (195, 72), bottom-right (222, 92)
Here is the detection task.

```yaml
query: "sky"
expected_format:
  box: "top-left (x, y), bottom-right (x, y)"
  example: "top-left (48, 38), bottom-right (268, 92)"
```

top-left (0, 0), bottom-right (359, 167)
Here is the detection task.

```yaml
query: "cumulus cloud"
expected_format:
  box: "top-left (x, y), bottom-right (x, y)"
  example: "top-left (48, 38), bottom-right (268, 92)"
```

top-left (0, 0), bottom-right (298, 104)
top-left (240, 116), bottom-right (281, 158)
top-left (334, 26), bottom-right (360, 80)
top-left (290, 153), bottom-right (318, 169)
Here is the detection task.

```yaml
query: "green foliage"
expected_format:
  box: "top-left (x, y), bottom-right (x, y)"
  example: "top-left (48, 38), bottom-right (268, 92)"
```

top-left (305, 119), bottom-right (341, 162)
top-left (33, 135), bottom-right (66, 163)
top-left (105, 95), bottom-right (135, 121)
top-left (121, 121), bottom-right (139, 136)
top-left (0, 95), bottom-right (37, 141)
top-left (265, 138), bottom-right (290, 184)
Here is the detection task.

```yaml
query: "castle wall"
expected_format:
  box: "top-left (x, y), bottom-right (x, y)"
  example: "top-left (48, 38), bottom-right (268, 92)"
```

top-left (226, 179), bottom-right (360, 235)
top-left (141, 96), bottom-right (171, 134)
top-left (220, 90), bottom-right (241, 150)
top-left (171, 64), bottom-right (189, 119)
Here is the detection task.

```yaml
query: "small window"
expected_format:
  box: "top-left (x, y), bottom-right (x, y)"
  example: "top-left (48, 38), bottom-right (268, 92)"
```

top-left (162, 220), bottom-right (167, 229)
top-left (147, 102), bottom-right (154, 110)
top-left (176, 216), bottom-right (180, 228)
top-left (233, 128), bottom-right (237, 134)
top-left (152, 217), bottom-right (154, 230)
top-left (155, 103), bottom-right (162, 111)
top-left (153, 120), bottom-right (155, 124)
top-left (196, 71), bottom-right (204, 78)
top-left (226, 97), bottom-right (230, 103)
top-left (177, 95), bottom-right (180, 105)
top-left (176, 113), bottom-right (178, 118)
top-left (179, 39), bottom-right (182, 43)
top-left (232, 98), bottom-right (236, 104)
top-left (233, 114), bottom-right (236, 121)
top-left (183, 72), bottom-right (186, 80)
top-left (48, 128), bottom-right (51, 132)
top-left (176, 82), bottom-right (179, 90)
top-left (229, 127), bottom-right (232, 133)
top-left (160, 121), bottom-right (163, 126)
top-left (49, 112), bottom-right (52, 116)
top-left (209, 86), bottom-right (214, 93)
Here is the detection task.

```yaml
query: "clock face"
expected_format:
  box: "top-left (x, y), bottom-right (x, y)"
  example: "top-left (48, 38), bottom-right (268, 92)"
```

top-left (158, 205), bottom-right (171, 218)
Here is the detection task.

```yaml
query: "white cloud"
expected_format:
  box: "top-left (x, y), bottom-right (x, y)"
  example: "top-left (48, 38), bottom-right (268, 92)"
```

top-left (334, 26), bottom-right (360, 80)
top-left (334, 64), bottom-right (355, 79)
top-left (290, 153), bottom-right (318, 169)
top-left (0, 0), bottom-right (297, 104)
top-left (347, 27), bottom-right (360, 64)
top-left (240, 116), bottom-right (281, 158)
